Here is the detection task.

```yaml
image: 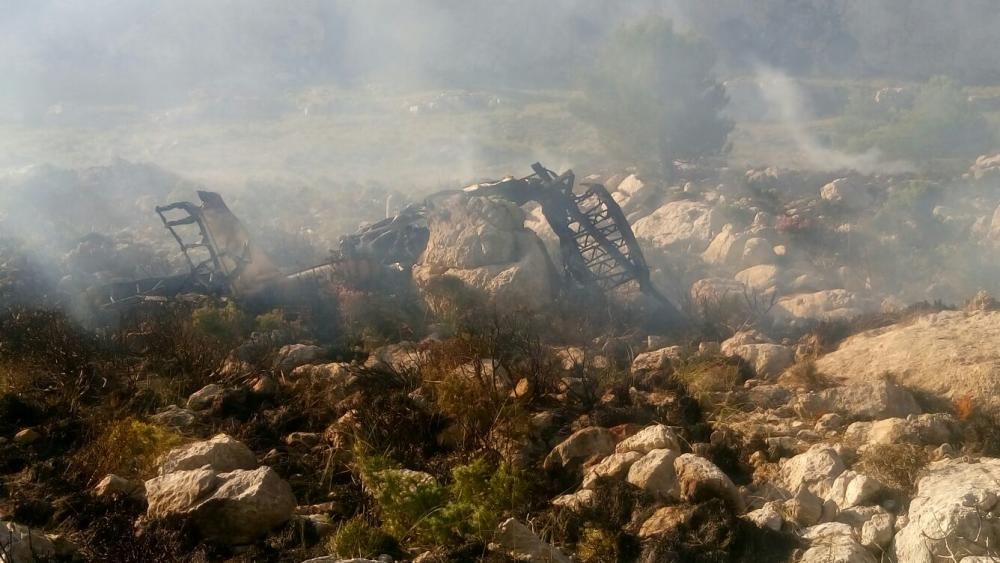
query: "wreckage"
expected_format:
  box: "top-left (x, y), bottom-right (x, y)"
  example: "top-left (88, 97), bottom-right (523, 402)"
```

top-left (97, 163), bottom-right (672, 312)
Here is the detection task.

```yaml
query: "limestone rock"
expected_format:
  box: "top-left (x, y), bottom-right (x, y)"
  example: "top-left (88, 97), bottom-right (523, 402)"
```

top-left (779, 445), bottom-right (845, 496)
top-left (626, 449), bottom-right (680, 498)
top-left (741, 237), bottom-right (777, 266)
top-left (490, 518), bottom-right (571, 563)
top-left (543, 427), bottom-right (615, 472)
top-left (615, 424), bottom-right (682, 455)
top-left (638, 505), bottom-right (695, 538)
top-left (702, 224), bottom-right (748, 266)
top-left (633, 200), bottom-right (722, 253)
top-left (785, 487), bottom-right (823, 527)
top-left (744, 502), bottom-right (783, 531)
top-left (157, 434), bottom-right (257, 476)
top-left (94, 474), bottom-right (144, 499)
top-left (773, 290), bottom-right (874, 325)
top-left (823, 470), bottom-right (886, 509)
top-left (631, 346), bottom-right (682, 373)
top-left (800, 527), bottom-right (876, 563)
top-left (793, 380), bottom-right (921, 420)
top-left (860, 512), bottom-right (894, 549)
top-left (187, 383), bottom-right (225, 411)
top-left (690, 278), bottom-right (747, 309)
top-left (894, 458), bottom-right (1000, 563)
top-left (821, 178), bottom-right (875, 210)
top-left (413, 193), bottom-right (555, 309)
top-left (724, 343), bottom-right (794, 378)
top-left (551, 489), bottom-right (596, 512)
top-left (581, 451), bottom-right (642, 489)
top-left (735, 264), bottom-right (780, 293)
top-left (150, 404), bottom-right (198, 430)
top-left (274, 344), bottom-right (325, 373)
top-left (145, 466), bottom-right (296, 544)
top-left (674, 453), bottom-right (745, 513)
top-left (814, 311), bottom-right (1000, 407)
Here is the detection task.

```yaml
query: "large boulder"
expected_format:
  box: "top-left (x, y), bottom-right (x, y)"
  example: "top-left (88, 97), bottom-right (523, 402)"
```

top-left (145, 466), bottom-right (296, 544)
top-left (815, 310), bottom-right (1000, 406)
top-left (793, 379), bottom-right (921, 420)
top-left (633, 200), bottom-right (722, 253)
top-left (894, 458), bottom-right (1000, 563)
top-left (157, 434), bottom-right (257, 475)
top-left (772, 290), bottom-right (875, 325)
top-left (413, 193), bottom-right (556, 309)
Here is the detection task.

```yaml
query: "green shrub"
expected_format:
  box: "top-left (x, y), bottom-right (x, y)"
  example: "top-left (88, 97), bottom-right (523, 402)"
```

top-left (191, 301), bottom-right (251, 345)
top-left (327, 516), bottom-right (398, 560)
top-left (358, 454), bottom-right (530, 547)
top-left (574, 16), bottom-right (731, 174)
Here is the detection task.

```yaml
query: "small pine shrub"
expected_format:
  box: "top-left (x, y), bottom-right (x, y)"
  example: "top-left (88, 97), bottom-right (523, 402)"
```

top-left (358, 454), bottom-right (530, 548)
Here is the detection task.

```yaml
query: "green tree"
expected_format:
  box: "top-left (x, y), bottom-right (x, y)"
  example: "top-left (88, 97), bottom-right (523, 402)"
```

top-left (574, 17), bottom-right (732, 174)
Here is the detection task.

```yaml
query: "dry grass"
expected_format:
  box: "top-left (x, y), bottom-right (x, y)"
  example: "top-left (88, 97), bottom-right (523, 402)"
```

top-left (857, 443), bottom-right (930, 495)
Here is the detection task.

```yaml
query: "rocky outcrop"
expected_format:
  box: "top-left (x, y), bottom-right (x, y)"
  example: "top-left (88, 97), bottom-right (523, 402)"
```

top-left (413, 193), bottom-right (556, 309)
top-left (793, 379), bottom-right (921, 420)
top-left (815, 310), bottom-right (1000, 406)
top-left (894, 458), bottom-right (1000, 563)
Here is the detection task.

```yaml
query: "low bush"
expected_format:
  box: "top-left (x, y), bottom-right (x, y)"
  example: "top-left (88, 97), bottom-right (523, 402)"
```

top-left (327, 516), bottom-right (399, 560)
top-left (357, 454), bottom-right (531, 549)
top-left (857, 443), bottom-right (929, 495)
top-left (76, 417), bottom-right (186, 481)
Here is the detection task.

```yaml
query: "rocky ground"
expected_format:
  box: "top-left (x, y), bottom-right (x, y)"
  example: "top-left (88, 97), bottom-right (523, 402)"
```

top-left (4, 155), bottom-right (1000, 561)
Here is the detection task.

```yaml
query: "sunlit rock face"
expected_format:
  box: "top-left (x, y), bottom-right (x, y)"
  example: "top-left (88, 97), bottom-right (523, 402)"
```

top-left (815, 310), bottom-right (1000, 407)
top-left (412, 192), bottom-right (556, 310)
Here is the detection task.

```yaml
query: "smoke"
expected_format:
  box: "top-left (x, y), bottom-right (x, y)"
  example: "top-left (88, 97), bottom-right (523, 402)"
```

top-left (752, 65), bottom-right (913, 174)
